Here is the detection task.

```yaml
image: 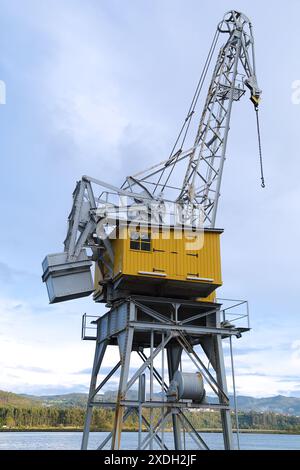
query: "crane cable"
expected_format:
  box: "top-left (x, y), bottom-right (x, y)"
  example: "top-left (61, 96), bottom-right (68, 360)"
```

top-left (255, 107), bottom-right (265, 188)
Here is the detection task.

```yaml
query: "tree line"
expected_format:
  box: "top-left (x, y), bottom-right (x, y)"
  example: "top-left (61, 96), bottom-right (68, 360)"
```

top-left (1, 406), bottom-right (300, 432)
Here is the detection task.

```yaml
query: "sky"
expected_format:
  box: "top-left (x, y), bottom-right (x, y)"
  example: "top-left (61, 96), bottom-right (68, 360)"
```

top-left (0, 0), bottom-right (300, 399)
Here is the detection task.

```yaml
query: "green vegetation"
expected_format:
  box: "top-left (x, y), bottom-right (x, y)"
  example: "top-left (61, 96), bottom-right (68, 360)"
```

top-left (1, 390), bottom-right (300, 433)
top-left (0, 407), bottom-right (114, 431)
top-left (1, 406), bottom-right (300, 433)
top-left (184, 410), bottom-right (300, 434)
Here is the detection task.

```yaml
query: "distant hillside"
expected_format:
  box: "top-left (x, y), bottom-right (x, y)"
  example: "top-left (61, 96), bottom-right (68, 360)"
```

top-left (234, 395), bottom-right (300, 416)
top-left (40, 393), bottom-right (88, 408)
top-left (22, 390), bottom-right (162, 407)
top-left (1, 390), bottom-right (300, 416)
top-left (0, 390), bottom-right (42, 408)
top-left (20, 393), bottom-right (88, 408)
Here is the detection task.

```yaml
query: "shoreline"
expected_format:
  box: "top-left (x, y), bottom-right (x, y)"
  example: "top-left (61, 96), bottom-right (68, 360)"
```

top-left (1, 428), bottom-right (300, 435)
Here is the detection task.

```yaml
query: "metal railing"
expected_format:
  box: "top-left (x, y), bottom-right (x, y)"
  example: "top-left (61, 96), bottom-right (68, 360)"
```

top-left (217, 298), bottom-right (250, 329)
top-left (81, 313), bottom-right (99, 340)
top-left (82, 298), bottom-right (250, 340)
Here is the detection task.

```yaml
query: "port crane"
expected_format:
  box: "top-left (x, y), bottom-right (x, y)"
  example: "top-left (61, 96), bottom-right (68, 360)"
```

top-left (42, 10), bottom-right (262, 450)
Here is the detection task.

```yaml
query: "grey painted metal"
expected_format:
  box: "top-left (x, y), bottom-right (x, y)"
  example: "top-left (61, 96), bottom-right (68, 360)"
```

top-left (176, 335), bottom-right (226, 400)
top-left (178, 411), bottom-right (209, 450)
top-left (171, 371), bottom-right (205, 402)
top-left (112, 302), bottom-right (135, 450)
top-left (161, 332), bottom-right (165, 448)
top-left (129, 320), bottom-right (244, 336)
top-left (214, 333), bottom-right (234, 449)
top-left (230, 335), bottom-right (240, 449)
top-left (42, 250), bottom-right (94, 304)
top-left (126, 336), bottom-right (172, 392)
top-left (80, 295), bottom-right (249, 450)
top-left (140, 410), bottom-right (171, 450)
top-left (97, 408), bottom-right (134, 450)
top-left (90, 400), bottom-right (231, 410)
top-left (134, 409), bottom-right (168, 450)
top-left (138, 350), bottom-right (168, 392)
top-left (167, 344), bottom-right (183, 450)
top-left (149, 329), bottom-right (154, 450)
top-left (91, 361), bottom-right (121, 400)
top-left (81, 339), bottom-right (108, 450)
top-left (138, 374), bottom-right (146, 449)
top-left (80, 297), bottom-right (242, 450)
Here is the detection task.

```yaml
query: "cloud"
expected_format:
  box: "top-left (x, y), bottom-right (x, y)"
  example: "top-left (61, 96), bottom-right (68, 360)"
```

top-left (236, 372), bottom-right (268, 377)
top-left (73, 368), bottom-right (92, 375)
top-left (228, 346), bottom-right (270, 356)
top-left (23, 0), bottom-right (170, 180)
top-left (276, 376), bottom-right (300, 384)
top-left (0, 296), bottom-right (96, 394)
top-left (0, 262), bottom-right (14, 283)
top-left (12, 366), bottom-right (53, 374)
top-left (11, 384), bottom-right (89, 396)
top-left (0, 262), bottom-right (35, 285)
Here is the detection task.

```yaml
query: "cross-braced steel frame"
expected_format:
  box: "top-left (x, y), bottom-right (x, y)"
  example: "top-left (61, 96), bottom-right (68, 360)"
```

top-left (81, 296), bottom-right (248, 450)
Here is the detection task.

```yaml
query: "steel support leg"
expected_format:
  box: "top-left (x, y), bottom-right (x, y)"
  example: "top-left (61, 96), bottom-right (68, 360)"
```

top-left (111, 324), bottom-right (134, 450)
top-left (167, 343), bottom-right (182, 450)
top-left (81, 339), bottom-right (108, 450)
top-left (214, 334), bottom-right (234, 450)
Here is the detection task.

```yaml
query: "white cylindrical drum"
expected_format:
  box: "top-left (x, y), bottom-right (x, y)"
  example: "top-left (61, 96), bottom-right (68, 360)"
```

top-left (173, 371), bottom-right (205, 402)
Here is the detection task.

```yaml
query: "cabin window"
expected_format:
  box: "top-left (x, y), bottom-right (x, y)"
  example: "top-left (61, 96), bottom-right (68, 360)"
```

top-left (140, 232), bottom-right (151, 251)
top-left (130, 231), bottom-right (151, 251)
